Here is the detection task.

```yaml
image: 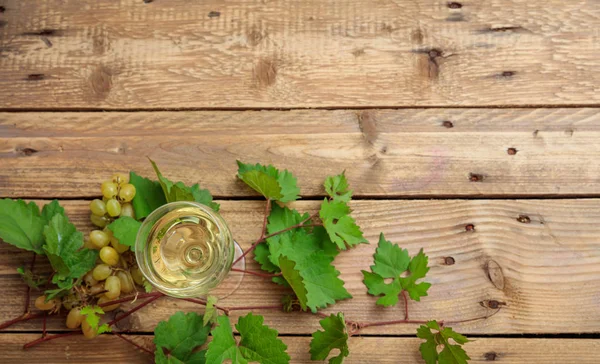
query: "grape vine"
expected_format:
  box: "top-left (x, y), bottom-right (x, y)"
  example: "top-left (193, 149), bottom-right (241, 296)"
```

top-left (0, 160), bottom-right (501, 363)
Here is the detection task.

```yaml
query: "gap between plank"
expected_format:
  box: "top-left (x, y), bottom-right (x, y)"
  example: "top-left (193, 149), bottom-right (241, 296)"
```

top-left (3, 104), bottom-right (600, 113)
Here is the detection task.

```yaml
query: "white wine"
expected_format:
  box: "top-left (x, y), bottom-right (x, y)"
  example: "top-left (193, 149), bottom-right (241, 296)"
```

top-left (136, 202), bottom-right (235, 297)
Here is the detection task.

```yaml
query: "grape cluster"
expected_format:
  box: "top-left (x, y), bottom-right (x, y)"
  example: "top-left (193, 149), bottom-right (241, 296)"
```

top-left (89, 173), bottom-right (136, 228)
top-left (34, 173), bottom-right (147, 339)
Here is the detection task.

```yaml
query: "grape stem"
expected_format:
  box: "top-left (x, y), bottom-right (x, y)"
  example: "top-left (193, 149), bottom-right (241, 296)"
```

top-left (23, 253), bottom-right (37, 315)
top-left (0, 312), bottom-right (45, 331)
top-left (107, 294), bottom-right (164, 327)
top-left (113, 331), bottom-right (154, 355)
top-left (402, 290), bottom-right (409, 320)
top-left (232, 199), bottom-right (272, 265)
top-left (23, 331), bottom-right (80, 349)
top-left (98, 291), bottom-right (163, 308)
top-left (230, 268), bottom-right (282, 278)
top-left (180, 297), bottom-right (281, 315)
top-left (343, 308), bottom-right (502, 335)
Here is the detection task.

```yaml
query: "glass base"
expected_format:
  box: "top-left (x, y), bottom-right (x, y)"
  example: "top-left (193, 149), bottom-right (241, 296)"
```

top-left (201, 240), bottom-right (245, 299)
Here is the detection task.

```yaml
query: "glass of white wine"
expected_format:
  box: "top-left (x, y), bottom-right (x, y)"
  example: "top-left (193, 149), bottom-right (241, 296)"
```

top-left (135, 201), bottom-right (244, 298)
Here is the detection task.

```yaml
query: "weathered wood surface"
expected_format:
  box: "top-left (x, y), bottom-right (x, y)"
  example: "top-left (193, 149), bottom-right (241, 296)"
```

top-left (3, 109), bottom-right (600, 199)
top-left (1, 334), bottom-right (599, 363)
top-left (2, 199), bottom-right (599, 335)
top-left (1, 1), bottom-right (600, 108)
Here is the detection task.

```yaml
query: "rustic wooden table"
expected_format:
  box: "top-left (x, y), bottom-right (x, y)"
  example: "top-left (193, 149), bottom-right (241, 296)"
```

top-left (1, 0), bottom-right (600, 363)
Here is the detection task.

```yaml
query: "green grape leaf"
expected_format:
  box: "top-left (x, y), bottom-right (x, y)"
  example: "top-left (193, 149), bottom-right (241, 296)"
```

top-left (310, 313), bottom-right (350, 364)
top-left (40, 200), bottom-right (66, 225)
top-left (399, 249), bottom-right (432, 301)
top-left (265, 204), bottom-right (310, 266)
top-left (362, 233), bottom-right (431, 305)
top-left (154, 312), bottom-right (211, 364)
top-left (81, 305), bottom-right (111, 334)
top-left (417, 321), bottom-right (470, 364)
top-left (43, 214), bottom-right (98, 282)
top-left (319, 199), bottom-right (367, 250)
top-left (150, 159), bottom-right (220, 212)
top-left (129, 171), bottom-right (167, 220)
top-left (16, 267), bottom-right (46, 290)
top-left (143, 277), bottom-right (153, 293)
top-left (0, 199), bottom-right (45, 254)
top-left (278, 236), bottom-right (350, 312)
top-left (361, 271), bottom-right (401, 307)
top-left (203, 296), bottom-right (219, 327)
top-left (324, 172), bottom-right (352, 203)
top-left (206, 314), bottom-right (290, 364)
top-left (236, 161), bottom-right (300, 202)
top-left (279, 256), bottom-right (308, 311)
top-left (107, 216), bottom-right (141, 251)
top-left (45, 278), bottom-right (75, 299)
top-left (254, 242), bottom-right (280, 273)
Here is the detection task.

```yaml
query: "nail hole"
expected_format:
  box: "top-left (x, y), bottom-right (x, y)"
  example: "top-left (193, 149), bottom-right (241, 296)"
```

top-left (444, 257), bottom-right (455, 265)
top-left (517, 215), bottom-right (531, 224)
top-left (447, 2), bottom-right (462, 9)
top-left (484, 352), bottom-right (497, 361)
top-left (17, 147), bottom-right (39, 156)
top-left (380, 146), bottom-right (388, 154)
top-left (501, 71), bottom-right (515, 77)
top-left (0, 6), bottom-right (6, 13)
top-left (442, 120), bottom-right (454, 128)
top-left (465, 224), bottom-right (475, 232)
top-left (208, 11), bottom-right (221, 18)
top-left (26, 74), bottom-right (45, 81)
top-left (469, 173), bottom-right (483, 182)
top-left (428, 49), bottom-right (442, 59)
top-left (480, 299), bottom-right (506, 309)
top-left (507, 147), bottom-right (517, 155)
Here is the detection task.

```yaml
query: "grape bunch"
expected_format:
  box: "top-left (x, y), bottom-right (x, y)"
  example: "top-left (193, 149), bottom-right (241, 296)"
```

top-left (33, 173), bottom-right (148, 339)
top-left (89, 173), bottom-right (136, 228)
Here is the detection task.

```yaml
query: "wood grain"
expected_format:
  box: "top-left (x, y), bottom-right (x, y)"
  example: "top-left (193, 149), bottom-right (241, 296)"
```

top-left (1, 199), bottom-right (599, 334)
top-left (2, 109), bottom-right (600, 198)
top-left (1, 334), bottom-right (599, 363)
top-left (1, 0), bottom-right (600, 108)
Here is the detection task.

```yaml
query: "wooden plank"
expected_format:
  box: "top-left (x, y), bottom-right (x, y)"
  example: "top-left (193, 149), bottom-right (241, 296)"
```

top-left (1, 334), bottom-right (599, 363)
top-left (2, 109), bottom-right (600, 198)
top-left (1, 199), bottom-right (599, 334)
top-left (1, 1), bottom-right (600, 108)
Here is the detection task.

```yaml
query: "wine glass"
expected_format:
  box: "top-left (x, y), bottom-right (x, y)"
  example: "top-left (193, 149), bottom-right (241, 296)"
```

top-left (135, 201), bottom-right (244, 298)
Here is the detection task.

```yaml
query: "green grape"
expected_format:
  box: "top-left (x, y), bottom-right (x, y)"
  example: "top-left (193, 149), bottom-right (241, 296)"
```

top-left (117, 271), bottom-right (134, 294)
top-left (101, 181), bottom-right (118, 199)
top-left (104, 276), bottom-right (121, 299)
top-left (92, 264), bottom-right (112, 281)
top-left (106, 199), bottom-right (121, 217)
top-left (130, 266), bottom-right (144, 286)
top-left (82, 320), bottom-right (98, 339)
top-left (89, 283), bottom-right (105, 296)
top-left (111, 173), bottom-right (129, 185)
top-left (99, 246), bottom-right (120, 266)
top-left (83, 238), bottom-right (96, 250)
top-left (90, 230), bottom-right (110, 249)
top-left (89, 199), bottom-right (107, 216)
top-left (90, 214), bottom-right (109, 228)
top-left (34, 295), bottom-right (58, 311)
top-left (62, 294), bottom-right (79, 310)
top-left (98, 295), bottom-right (120, 312)
top-left (120, 203), bottom-right (135, 219)
top-left (66, 308), bottom-right (84, 329)
top-left (110, 237), bottom-right (129, 254)
top-left (83, 272), bottom-right (98, 287)
top-left (118, 184), bottom-right (136, 202)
